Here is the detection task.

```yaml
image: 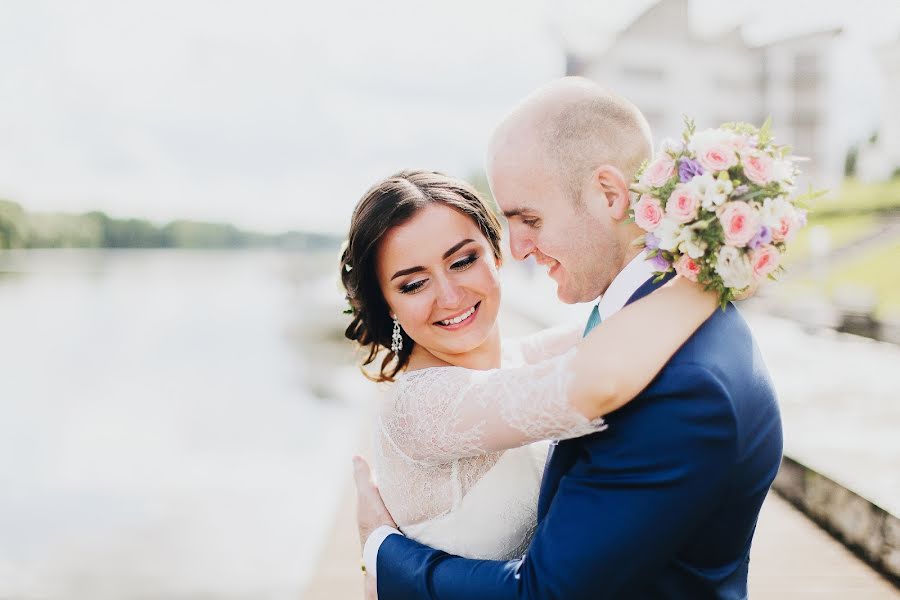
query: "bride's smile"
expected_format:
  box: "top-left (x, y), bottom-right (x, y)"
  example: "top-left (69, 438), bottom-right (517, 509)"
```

top-left (433, 301), bottom-right (480, 330)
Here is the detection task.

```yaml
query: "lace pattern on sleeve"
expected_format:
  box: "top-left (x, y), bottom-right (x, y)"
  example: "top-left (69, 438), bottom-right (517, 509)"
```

top-left (384, 349), bottom-right (606, 465)
top-left (374, 349), bottom-right (605, 528)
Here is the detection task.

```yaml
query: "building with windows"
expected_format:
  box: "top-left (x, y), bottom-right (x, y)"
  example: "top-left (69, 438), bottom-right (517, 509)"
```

top-left (858, 37), bottom-right (900, 181)
top-left (565, 0), bottom-right (843, 189)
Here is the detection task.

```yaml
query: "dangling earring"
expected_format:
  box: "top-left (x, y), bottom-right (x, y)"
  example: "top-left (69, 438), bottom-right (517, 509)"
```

top-left (391, 317), bottom-right (403, 353)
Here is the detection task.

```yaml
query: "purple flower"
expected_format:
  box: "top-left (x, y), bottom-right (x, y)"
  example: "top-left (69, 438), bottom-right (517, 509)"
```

top-left (748, 225), bottom-right (772, 249)
top-left (644, 232), bottom-right (660, 250)
top-left (796, 209), bottom-right (808, 227)
top-left (649, 253), bottom-right (671, 272)
top-left (678, 158), bottom-right (705, 182)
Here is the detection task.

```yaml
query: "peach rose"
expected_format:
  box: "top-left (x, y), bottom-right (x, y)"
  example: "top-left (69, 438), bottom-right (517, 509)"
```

top-left (690, 129), bottom-right (739, 173)
top-left (717, 201), bottom-right (760, 248)
top-left (750, 244), bottom-right (780, 279)
top-left (674, 254), bottom-right (701, 282)
top-left (633, 194), bottom-right (664, 232)
top-left (640, 155), bottom-right (676, 188)
top-left (666, 184), bottom-right (700, 223)
top-left (741, 150), bottom-right (774, 186)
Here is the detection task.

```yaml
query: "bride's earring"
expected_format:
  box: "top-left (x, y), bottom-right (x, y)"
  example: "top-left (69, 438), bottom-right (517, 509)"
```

top-left (391, 317), bottom-right (403, 353)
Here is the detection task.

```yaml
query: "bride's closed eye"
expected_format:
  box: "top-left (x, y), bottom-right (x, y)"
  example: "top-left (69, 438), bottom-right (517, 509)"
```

top-left (450, 252), bottom-right (479, 271)
top-left (397, 253), bottom-right (480, 295)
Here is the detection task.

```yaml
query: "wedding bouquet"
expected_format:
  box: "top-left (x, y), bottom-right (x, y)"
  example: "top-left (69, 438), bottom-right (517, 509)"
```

top-left (630, 117), bottom-right (818, 306)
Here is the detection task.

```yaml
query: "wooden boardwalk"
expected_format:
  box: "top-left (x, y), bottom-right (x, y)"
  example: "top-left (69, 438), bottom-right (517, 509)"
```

top-left (302, 472), bottom-right (899, 599)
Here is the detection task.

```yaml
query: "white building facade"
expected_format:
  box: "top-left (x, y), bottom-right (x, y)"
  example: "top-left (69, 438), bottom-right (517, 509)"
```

top-left (568, 0), bottom-right (844, 189)
top-left (858, 37), bottom-right (900, 181)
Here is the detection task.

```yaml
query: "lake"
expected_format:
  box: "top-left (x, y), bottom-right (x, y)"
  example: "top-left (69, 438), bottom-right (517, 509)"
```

top-left (0, 248), bottom-right (363, 599)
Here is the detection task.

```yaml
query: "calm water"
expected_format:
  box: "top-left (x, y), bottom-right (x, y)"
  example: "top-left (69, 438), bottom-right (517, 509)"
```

top-left (0, 249), bottom-right (362, 599)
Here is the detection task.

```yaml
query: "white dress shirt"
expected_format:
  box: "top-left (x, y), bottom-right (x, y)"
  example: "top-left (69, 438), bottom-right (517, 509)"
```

top-left (595, 251), bottom-right (656, 321)
top-left (363, 251), bottom-right (655, 579)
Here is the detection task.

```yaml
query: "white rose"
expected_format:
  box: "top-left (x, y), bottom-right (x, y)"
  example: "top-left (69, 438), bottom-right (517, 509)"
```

top-left (703, 189), bottom-right (727, 211)
top-left (759, 197), bottom-right (791, 228)
top-left (715, 245), bottom-right (754, 290)
top-left (771, 159), bottom-right (794, 185)
top-left (678, 228), bottom-right (708, 259)
top-left (714, 174), bottom-right (734, 196)
top-left (689, 172), bottom-right (714, 203)
top-left (655, 217), bottom-right (683, 251)
top-left (660, 137), bottom-right (683, 155)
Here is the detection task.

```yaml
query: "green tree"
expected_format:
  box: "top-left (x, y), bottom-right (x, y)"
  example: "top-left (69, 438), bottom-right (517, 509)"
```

top-left (0, 199), bottom-right (27, 249)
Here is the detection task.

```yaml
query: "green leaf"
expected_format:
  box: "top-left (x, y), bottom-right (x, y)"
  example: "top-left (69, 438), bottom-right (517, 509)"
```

top-left (682, 115), bottom-right (696, 143)
top-left (757, 116), bottom-right (773, 145)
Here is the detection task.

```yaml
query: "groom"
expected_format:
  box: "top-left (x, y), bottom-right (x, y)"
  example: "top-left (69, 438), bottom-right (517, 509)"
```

top-left (354, 77), bottom-right (783, 599)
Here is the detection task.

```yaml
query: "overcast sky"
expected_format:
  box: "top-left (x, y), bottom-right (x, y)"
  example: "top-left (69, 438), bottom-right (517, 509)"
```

top-left (0, 0), bottom-right (898, 233)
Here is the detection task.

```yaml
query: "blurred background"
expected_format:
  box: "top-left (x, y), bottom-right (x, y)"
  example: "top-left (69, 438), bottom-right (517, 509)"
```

top-left (1, 0), bottom-right (899, 598)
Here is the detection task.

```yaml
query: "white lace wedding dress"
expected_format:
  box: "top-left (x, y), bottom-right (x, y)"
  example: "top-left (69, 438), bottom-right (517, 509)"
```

top-left (373, 326), bottom-right (607, 560)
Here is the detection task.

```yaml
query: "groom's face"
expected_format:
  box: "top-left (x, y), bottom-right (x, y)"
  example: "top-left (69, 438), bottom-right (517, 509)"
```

top-left (490, 156), bottom-right (622, 304)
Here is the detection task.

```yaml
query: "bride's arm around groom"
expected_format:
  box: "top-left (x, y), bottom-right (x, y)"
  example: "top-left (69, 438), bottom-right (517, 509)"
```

top-left (357, 282), bottom-right (780, 600)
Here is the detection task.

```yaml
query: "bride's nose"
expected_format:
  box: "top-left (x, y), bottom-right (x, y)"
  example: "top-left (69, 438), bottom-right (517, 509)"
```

top-left (434, 274), bottom-right (463, 309)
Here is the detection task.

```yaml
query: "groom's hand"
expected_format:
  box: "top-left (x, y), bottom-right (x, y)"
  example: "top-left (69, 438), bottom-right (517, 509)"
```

top-left (352, 455), bottom-right (397, 551)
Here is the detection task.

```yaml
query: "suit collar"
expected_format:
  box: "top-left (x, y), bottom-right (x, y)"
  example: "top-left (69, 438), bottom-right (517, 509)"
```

top-left (625, 271), bottom-right (676, 307)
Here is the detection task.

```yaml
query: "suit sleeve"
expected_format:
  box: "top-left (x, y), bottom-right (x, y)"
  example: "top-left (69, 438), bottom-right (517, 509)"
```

top-left (376, 364), bottom-right (737, 600)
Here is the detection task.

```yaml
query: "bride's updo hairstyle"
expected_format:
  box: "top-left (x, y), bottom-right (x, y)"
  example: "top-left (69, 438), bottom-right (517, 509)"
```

top-left (340, 169), bottom-right (503, 382)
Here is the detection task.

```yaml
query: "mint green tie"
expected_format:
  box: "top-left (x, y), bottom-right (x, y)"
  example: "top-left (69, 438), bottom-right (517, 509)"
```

top-left (583, 304), bottom-right (601, 337)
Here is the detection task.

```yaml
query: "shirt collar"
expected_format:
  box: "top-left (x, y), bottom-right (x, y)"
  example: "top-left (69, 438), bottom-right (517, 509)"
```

top-left (595, 251), bottom-right (655, 321)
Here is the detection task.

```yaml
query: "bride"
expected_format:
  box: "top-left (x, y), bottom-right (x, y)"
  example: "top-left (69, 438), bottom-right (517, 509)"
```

top-left (340, 169), bottom-right (718, 562)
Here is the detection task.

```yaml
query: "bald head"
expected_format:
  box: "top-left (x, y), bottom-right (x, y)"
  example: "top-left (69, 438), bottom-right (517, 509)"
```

top-left (488, 77), bottom-right (653, 199)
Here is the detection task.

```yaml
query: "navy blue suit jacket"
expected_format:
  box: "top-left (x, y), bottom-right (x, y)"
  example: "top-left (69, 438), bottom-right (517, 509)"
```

top-left (377, 276), bottom-right (783, 599)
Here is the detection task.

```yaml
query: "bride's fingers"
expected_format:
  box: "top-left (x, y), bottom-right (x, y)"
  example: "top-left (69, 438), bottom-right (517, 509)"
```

top-left (352, 455), bottom-right (398, 526)
top-left (352, 455), bottom-right (375, 496)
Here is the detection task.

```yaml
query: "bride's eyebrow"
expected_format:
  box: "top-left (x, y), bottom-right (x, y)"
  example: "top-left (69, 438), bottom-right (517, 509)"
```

top-left (389, 238), bottom-right (476, 281)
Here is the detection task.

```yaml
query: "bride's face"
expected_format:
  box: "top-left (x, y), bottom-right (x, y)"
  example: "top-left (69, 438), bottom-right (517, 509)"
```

top-left (376, 203), bottom-right (501, 361)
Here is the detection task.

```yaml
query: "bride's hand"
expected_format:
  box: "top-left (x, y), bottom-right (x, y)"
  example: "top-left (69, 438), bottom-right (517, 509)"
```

top-left (365, 573), bottom-right (377, 600)
top-left (352, 455), bottom-right (397, 550)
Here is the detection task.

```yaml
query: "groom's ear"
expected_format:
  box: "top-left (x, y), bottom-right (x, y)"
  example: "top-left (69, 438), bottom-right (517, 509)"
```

top-left (593, 165), bottom-right (630, 222)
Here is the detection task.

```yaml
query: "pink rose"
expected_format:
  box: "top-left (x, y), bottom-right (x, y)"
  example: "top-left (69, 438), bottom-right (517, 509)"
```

top-left (751, 244), bottom-right (780, 279)
top-left (633, 195), bottom-right (664, 232)
top-left (666, 184), bottom-right (700, 223)
top-left (771, 214), bottom-right (796, 242)
top-left (640, 156), bottom-right (676, 188)
top-left (742, 150), bottom-right (774, 185)
top-left (717, 201), bottom-right (760, 247)
top-left (674, 254), bottom-right (701, 282)
top-left (697, 144), bottom-right (738, 173)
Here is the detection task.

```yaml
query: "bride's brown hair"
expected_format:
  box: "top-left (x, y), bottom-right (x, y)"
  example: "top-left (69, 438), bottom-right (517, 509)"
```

top-left (340, 169), bottom-right (503, 382)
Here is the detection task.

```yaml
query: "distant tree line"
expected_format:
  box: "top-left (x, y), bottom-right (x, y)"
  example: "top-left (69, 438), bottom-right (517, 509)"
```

top-left (0, 199), bottom-right (339, 251)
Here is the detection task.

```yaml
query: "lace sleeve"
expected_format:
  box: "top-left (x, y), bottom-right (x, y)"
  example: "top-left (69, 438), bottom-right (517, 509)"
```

top-left (513, 324), bottom-right (583, 364)
top-left (382, 350), bottom-right (606, 465)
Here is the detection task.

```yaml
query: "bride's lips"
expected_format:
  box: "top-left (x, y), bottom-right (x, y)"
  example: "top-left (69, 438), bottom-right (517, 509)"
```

top-left (433, 302), bottom-right (481, 331)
